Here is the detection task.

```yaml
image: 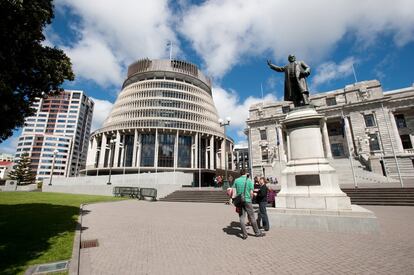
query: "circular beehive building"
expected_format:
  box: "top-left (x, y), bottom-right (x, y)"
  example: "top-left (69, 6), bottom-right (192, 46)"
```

top-left (84, 59), bottom-right (234, 184)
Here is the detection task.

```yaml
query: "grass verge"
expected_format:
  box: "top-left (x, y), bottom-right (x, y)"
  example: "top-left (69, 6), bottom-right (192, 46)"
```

top-left (0, 192), bottom-right (126, 275)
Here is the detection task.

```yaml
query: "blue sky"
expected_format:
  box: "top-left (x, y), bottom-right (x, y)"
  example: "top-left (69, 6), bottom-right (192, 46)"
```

top-left (1, 0), bottom-right (414, 154)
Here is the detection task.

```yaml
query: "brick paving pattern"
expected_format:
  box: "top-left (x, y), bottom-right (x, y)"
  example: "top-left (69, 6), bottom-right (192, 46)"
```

top-left (79, 201), bottom-right (414, 275)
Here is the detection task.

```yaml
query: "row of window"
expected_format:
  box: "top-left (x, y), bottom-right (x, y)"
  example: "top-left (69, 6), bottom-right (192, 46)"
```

top-left (112, 109), bottom-right (210, 124)
top-left (124, 79), bottom-right (209, 98)
top-left (113, 98), bottom-right (207, 116)
top-left (117, 89), bottom-right (212, 110)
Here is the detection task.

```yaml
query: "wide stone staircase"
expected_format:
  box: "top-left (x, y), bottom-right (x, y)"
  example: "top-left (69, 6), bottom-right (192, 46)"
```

top-left (330, 157), bottom-right (399, 186)
top-left (160, 189), bottom-right (229, 203)
top-left (161, 187), bottom-right (414, 206)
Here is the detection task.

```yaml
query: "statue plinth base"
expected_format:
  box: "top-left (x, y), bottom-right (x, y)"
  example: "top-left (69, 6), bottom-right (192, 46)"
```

top-left (268, 106), bottom-right (379, 233)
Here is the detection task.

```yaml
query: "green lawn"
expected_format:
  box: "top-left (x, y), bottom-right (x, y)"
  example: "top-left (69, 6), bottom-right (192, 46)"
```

top-left (0, 192), bottom-right (126, 275)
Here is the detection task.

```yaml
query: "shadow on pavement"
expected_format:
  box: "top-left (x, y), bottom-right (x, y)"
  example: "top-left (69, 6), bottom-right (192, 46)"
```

top-left (222, 221), bottom-right (243, 238)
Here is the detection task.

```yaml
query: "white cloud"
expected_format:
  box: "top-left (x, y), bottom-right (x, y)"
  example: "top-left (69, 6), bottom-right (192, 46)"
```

top-left (90, 97), bottom-right (114, 131)
top-left (56, 0), bottom-right (177, 87)
top-left (212, 86), bottom-right (277, 147)
top-left (312, 57), bottom-right (356, 87)
top-left (180, 0), bottom-right (414, 78)
top-left (64, 34), bottom-right (124, 87)
top-left (0, 136), bottom-right (19, 155)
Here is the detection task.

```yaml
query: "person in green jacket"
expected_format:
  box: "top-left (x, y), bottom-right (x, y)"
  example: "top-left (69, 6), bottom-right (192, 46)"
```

top-left (233, 169), bottom-right (265, 239)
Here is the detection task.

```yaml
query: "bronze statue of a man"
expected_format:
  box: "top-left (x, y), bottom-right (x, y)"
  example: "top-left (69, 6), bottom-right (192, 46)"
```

top-left (267, 55), bottom-right (311, 107)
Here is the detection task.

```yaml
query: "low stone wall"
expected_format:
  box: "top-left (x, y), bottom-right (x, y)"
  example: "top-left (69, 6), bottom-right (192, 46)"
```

top-left (0, 181), bottom-right (38, 192)
top-left (42, 172), bottom-right (191, 199)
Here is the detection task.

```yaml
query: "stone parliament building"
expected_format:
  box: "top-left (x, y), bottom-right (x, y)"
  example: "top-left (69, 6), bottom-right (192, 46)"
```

top-left (247, 80), bottom-right (414, 185)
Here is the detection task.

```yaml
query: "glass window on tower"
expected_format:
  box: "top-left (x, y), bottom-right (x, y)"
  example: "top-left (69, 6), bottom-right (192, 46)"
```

top-left (157, 134), bottom-right (175, 167)
top-left (178, 135), bottom-right (192, 168)
top-left (140, 134), bottom-right (155, 167)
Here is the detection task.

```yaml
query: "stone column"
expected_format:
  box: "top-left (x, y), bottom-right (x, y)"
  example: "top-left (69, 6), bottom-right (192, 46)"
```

top-left (229, 143), bottom-right (233, 171)
top-left (120, 134), bottom-right (125, 167)
top-left (410, 135), bottom-right (414, 151)
top-left (216, 140), bottom-right (220, 169)
top-left (174, 131), bottom-right (179, 169)
top-left (132, 129), bottom-right (138, 167)
top-left (154, 129), bottom-right (159, 169)
top-left (98, 133), bottom-right (107, 167)
top-left (276, 125), bottom-right (286, 161)
top-left (194, 133), bottom-right (198, 168)
top-left (286, 131), bottom-right (291, 161)
top-left (344, 116), bottom-right (354, 156)
top-left (86, 138), bottom-right (93, 167)
top-left (210, 136), bottom-right (215, 169)
top-left (113, 131), bottom-right (121, 167)
top-left (137, 134), bottom-right (142, 168)
top-left (247, 126), bottom-right (253, 174)
top-left (389, 112), bottom-right (404, 153)
top-left (204, 137), bottom-right (209, 169)
top-left (91, 136), bottom-right (98, 168)
top-left (322, 119), bottom-right (333, 158)
top-left (220, 138), bottom-right (226, 170)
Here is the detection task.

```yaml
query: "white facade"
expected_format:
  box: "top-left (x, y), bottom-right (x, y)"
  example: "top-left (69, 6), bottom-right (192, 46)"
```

top-left (0, 153), bottom-right (14, 162)
top-left (15, 90), bottom-right (94, 180)
top-left (85, 59), bottom-right (234, 185)
top-left (0, 161), bottom-right (13, 180)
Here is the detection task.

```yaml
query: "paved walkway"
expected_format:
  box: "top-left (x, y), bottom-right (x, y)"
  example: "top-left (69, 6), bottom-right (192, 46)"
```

top-left (79, 201), bottom-right (414, 274)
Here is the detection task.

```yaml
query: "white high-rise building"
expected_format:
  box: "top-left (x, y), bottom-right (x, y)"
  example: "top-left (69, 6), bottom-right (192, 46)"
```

top-left (15, 90), bottom-right (94, 180)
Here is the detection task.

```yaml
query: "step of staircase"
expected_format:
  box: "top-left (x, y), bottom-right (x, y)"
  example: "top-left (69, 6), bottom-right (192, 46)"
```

top-left (160, 188), bottom-right (414, 206)
top-left (330, 158), bottom-right (399, 185)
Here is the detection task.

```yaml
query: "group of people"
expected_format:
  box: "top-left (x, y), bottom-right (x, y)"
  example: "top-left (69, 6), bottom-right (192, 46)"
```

top-left (228, 169), bottom-right (271, 239)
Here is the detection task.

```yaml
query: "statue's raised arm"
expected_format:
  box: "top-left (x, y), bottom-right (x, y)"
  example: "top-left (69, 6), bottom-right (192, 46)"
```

top-left (267, 55), bottom-right (311, 107)
top-left (267, 59), bottom-right (284, 72)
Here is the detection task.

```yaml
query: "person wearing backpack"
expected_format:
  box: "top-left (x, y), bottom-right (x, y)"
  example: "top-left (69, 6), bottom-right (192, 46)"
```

top-left (233, 169), bottom-right (265, 239)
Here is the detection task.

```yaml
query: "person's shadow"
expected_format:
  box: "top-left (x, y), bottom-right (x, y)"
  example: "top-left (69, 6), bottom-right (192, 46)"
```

top-left (222, 221), bottom-right (243, 239)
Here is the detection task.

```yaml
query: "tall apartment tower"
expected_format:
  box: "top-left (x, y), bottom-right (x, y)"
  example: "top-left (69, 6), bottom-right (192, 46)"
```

top-left (15, 90), bottom-right (94, 180)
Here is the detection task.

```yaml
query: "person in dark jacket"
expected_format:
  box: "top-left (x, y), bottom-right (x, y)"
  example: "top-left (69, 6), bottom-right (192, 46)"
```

top-left (255, 177), bottom-right (270, 231)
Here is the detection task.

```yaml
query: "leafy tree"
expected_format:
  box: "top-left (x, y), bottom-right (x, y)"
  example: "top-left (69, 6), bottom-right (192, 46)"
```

top-left (0, 0), bottom-right (74, 142)
top-left (8, 153), bottom-right (36, 185)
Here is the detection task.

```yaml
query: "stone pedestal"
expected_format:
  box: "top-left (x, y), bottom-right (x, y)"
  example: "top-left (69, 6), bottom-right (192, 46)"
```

top-left (269, 106), bottom-right (378, 233)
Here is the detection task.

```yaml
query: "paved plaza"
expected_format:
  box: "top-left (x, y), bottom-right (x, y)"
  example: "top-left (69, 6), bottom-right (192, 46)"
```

top-left (79, 200), bottom-right (414, 274)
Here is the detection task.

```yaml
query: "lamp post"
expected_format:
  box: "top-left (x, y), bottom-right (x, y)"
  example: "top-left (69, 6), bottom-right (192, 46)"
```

top-left (49, 149), bottom-right (59, 186)
top-left (107, 139), bottom-right (116, 185)
top-left (219, 117), bottom-right (231, 183)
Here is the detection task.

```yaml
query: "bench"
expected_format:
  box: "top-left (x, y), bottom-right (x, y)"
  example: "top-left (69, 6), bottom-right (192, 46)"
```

top-left (113, 186), bottom-right (140, 198)
top-left (139, 188), bottom-right (157, 201)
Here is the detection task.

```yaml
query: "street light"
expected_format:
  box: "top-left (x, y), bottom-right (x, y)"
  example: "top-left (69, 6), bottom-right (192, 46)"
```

top-left (49, 149), bottom-right (59, 186)
top-left (219, 117), bottom-right (231, 183)
top-left (107, 139), bottom-right (116, 185)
